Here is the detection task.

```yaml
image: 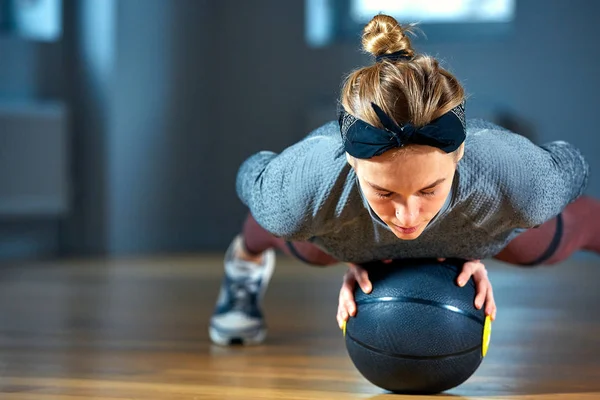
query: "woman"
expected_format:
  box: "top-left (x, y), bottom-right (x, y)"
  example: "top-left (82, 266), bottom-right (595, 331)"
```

top-left (209, 15), bottom-right (597, 346)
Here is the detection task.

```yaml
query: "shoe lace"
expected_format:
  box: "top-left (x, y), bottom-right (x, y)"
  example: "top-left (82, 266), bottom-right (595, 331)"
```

top-left (228, 274), bottom-right (260, 313)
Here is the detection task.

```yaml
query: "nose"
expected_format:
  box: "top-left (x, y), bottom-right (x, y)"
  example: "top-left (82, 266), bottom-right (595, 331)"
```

top-left (395, 202), bottom-right (418, 227)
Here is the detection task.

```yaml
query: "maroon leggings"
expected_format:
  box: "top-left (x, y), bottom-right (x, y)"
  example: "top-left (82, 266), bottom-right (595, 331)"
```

top-left (243, 196), bottom-right (600, 267)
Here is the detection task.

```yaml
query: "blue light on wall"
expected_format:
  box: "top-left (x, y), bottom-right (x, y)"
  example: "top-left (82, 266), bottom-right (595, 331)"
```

top-left (351, 0), bottom-right (515, 23)
top-left (0, 0), bottom-right (62, 41)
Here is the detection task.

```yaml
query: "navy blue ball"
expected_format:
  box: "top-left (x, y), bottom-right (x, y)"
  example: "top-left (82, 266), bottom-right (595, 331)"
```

top-left (344, 258), bottom-right (487, 394)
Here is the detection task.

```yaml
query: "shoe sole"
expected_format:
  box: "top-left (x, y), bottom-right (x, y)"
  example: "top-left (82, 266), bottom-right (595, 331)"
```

top-left (209, 325), bottom-right (267, 346)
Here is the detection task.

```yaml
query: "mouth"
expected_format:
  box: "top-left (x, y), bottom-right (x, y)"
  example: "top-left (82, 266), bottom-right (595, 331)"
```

top-left (392, 224), bottom-right (419, 235)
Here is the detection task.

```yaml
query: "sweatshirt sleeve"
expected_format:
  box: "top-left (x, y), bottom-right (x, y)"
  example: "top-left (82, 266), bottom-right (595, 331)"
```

top-left (236, 123), bottom-right (354, 241)
top-left (462, 124), bottom-right (589, 233)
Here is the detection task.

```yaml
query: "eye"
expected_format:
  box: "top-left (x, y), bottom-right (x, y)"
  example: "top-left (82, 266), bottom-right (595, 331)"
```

top-left (420, 190), bottom-right (436, 197)
top-left (375, 191), bottom-right (393, 199)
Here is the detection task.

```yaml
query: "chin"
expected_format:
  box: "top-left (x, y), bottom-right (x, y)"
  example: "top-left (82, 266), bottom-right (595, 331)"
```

top-left (393, 231), bottom-right (422, 240)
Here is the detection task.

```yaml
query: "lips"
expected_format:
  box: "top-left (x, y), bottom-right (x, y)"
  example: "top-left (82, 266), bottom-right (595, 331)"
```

top-left (393, 224), bottom-right (418, 234)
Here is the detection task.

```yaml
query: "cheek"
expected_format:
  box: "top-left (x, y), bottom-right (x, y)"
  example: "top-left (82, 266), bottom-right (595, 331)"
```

top-left (422, 189), bottom-right (452, 216)
top-left (366, 198), bottom-right (395, 219)
top-left (422, 198), bottom-right (445, 215)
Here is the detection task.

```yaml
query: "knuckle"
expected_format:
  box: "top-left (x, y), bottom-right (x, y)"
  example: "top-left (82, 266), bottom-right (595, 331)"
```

top-left (339, 285), bottom-right (347, 296)
top-left (339, 289), bottom-right (350, 302)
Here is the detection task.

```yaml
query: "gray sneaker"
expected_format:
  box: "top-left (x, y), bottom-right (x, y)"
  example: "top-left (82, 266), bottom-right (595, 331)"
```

top-left (209, 235), bottom-right (275, 346)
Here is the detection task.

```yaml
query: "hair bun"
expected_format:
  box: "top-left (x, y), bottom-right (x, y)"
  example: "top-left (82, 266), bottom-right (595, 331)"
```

top-left (362, 14), bottom-right (415, 59)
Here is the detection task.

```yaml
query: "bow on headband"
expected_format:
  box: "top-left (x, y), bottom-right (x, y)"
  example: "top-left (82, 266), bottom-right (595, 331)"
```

top-left (338, 102), bottom-right (466, 159)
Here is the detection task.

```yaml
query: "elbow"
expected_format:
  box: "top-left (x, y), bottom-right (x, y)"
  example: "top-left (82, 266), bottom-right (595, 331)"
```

top-left (517, 211), bottom-right (548, 229)
top-left (248, 207), bottom-right (308, 241)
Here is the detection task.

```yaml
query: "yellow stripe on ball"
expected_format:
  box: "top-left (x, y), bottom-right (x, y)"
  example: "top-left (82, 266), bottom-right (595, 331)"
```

top-left (482, 315), bottom-right (492, 357)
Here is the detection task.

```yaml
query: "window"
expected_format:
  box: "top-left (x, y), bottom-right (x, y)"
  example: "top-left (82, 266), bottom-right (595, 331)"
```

top-left (0, 0), bottom-right (62, 41)
top-left (351, 0), bottom-right (514, 24)
top-left (306, 0), bottom-right (516, 47)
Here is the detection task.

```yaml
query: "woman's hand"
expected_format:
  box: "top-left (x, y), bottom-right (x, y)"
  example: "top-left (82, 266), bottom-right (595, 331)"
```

top-left (336, 263), bottom-right (373, 329)
top-left (441, 258), bottom-right (497, 320)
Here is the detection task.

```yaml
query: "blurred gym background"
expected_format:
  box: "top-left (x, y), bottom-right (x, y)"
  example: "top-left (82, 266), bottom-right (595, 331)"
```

top-left (1, 0), bottom-right (598, 261)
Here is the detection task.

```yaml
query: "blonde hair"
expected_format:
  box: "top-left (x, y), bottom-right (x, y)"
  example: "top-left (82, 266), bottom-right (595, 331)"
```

top-left (341, 14), bottom-right (465, 134)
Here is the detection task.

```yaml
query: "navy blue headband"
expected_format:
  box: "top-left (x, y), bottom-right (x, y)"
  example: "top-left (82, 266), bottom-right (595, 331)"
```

top-left (338, 102), bottom-right (466, 159)
top-left (375, 49), bottom-right (413, 63)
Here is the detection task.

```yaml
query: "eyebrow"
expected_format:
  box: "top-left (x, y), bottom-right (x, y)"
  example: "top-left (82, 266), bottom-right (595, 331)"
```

top-left (367, 178), bottom-right (446, 193)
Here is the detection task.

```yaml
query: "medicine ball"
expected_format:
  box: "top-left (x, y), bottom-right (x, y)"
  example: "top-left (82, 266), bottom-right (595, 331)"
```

top-left (344, 258), bottom-right (492, 394)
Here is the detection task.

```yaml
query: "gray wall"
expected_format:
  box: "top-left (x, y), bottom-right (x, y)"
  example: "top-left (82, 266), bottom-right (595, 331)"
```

top-left (60, 0), bottom-right (216, 255)
top-left (0, 37), bottom-right (38, 98)
top-left (0, 16), bottom-right (64, 260)
top-left (108, 0), bottom-right (214, 253)
top-left (0, 0), bottom-right (598, 258)
top-left (59, 0), bottom-right (114, 255)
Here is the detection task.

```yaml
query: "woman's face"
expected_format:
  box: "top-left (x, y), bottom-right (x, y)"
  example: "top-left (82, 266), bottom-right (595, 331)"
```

top-left (351, 145), bottom-right (462, 240)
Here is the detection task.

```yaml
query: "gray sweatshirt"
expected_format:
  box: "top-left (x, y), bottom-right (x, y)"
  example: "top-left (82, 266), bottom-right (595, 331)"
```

top-left (236, 119), bottom-right (589, 263)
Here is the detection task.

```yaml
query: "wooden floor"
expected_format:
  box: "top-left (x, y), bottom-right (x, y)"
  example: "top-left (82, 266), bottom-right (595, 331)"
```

top-left (0, 254), bottom-right (598, 399)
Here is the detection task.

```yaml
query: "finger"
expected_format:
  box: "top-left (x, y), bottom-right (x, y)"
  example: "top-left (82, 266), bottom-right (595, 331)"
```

top-left (341, 269), bottom-right (361, 314)
top-left (339, 284), bottom-right (357, 317)
top-left (354, 268), bottom-right (372, 293)
top-left (346, 297), bottom-right (356, 317)
top-left (474, 281), bottom-right (488, 310)
top-left (457, 262), bottom-right (475, 287)
top-left (342, 269), bottom-right (358, 293)
top-left (437, 258), bottom-right (446, 262)
top-left (337, 300), bottom-right (350, 321)
top-left (337, 307), bottom-right (348, 329)
top-left (462, 260), bottom-right (486, 285)
top-left (485, 286), bottom-right (497, 320)
top-left (343, 269), bottom-right (356, 285)
top-left (473, 270), bottom-right (491, 308)
top-left (474, 260), bottom-right (487, 277)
